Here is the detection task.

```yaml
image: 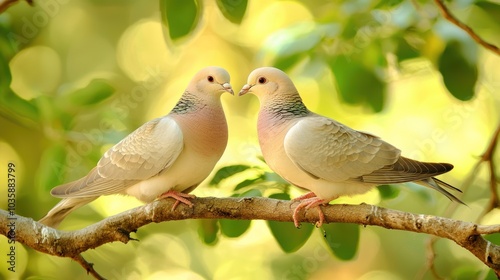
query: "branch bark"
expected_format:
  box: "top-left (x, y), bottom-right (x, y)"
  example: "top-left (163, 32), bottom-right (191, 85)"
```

top-left (0, 0), bottom-right (33, 13)
top-left (434, 0), bottom-right (500, 56)
top-left (2, 197), bottom-right (500, 278)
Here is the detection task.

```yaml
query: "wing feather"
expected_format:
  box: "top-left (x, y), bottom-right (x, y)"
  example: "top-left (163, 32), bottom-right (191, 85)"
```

top-left (284, 116), bottom-right (400, 182)
top-left (51, 117), bottom-right (184, 198)
top-left (361, 156), bottom-right (453, 184)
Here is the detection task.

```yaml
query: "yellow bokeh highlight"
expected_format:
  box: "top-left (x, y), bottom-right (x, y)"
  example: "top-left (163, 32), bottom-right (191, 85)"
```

top-left (0, 237), bottom-right (28, 279)
top-left (91, 195), bottom-right (142, 218)
top-left (9, 46), bottom-right (62, 99)
top-left (233, 1), bottom-right (313, 49)
top-left (117, 19), bottom-right (176, 82)
top-left (0, 140), bottom-right (23, 209)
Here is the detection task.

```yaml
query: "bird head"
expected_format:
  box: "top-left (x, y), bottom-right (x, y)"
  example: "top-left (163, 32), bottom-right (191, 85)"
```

top-left (191, 66), bottom-right (234, 96)
top-left (238, 67), bottom-right (298, 103)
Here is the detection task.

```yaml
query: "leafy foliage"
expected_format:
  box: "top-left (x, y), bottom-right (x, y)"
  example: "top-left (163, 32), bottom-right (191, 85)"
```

top-left (198, 219), bottom-right (219, 245)
top-left (208, 163), bottom-right (365, 257)
top-left (220, 189), bottom-right (261, 238)
top-left (0, 25), bottom-right (39, 125)
top-left (57, 79), bottom-right (115, 109)
top-left (438, 40), bottom-right (477, 101)
top-left (377, 184), bottom-right (400, 200)
top-left (216, 0), bottom-right (248, 24)
top-left (160, 0), bottom-right (200, 40)
top-left (267, 193), bottom-right (314, 253)
top-left (160, 0), bottom-right (248, 41)
top-left (328, 55), bottom-right (385, 112)
top-left (35, 144), bottom-right (66, 192)
top-left (474, 1), bottom-right (500, 26)
top-left (209, 164), bottom-right (252, 186)
top-left (257, 0), bottom-right (488, 111)
top-left (322, 223), bottom-right (359, 260)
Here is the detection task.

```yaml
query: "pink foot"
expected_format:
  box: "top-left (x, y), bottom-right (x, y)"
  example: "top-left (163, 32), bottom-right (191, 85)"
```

top-left (158, 190), bottom-right (195, 211)
top-left (292, 195), bottom-right (328, 228)
top-left (292, 192), bottom-right (317, 201)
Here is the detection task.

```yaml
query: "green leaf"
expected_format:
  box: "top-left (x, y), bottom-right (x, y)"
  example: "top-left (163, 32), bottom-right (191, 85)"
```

top-left (0, 89), bottom-right (40, 126)
top-left (407, 183), bottom-right (433, 202)
top-left (209, 164), bottom-right (251, 186)
top-left (0, 25), bottom-right (17, 59)
top-left (377, 184), bottom-right (400, 200)
top-left (0, 53), bottom-right (10, 91)
top-left (484, 233), bottom-right (500, 244)
top-left (219, 219), bottom-right (250, 238)
top-left (329, 56), bottom-right (385, 112)
top-left (485, 269), bottom-right (498, 280)
top-left (0, 30), bottom-right (39, 126)
top-left (234, 176), bottom-right (263, 191)
top-left (475, 1), bottom-right (500, 21)
top-left (263, 22), bottom-right (339, 70)
top-left (395, 35), bottom-right (421, 61)
top-left (36, 144), bottom-right (66, 191)
top-left (34, 95), bottom-right (60, 124)
top-left (267, 193), bottom-right (314, 253)
top-left (198, 219), bottom-right (219, 245)
top-left (0, 27), bottom-right (14, 90)
top-left (339, 13), bottom-right (374, 39)
top-left (438, 40), bottom-right (477, 101)
top-left (374, 0), bottom-right (404, 8)
top-left (160, 0), bottom-right (200, 40)
top-left (340, 17), bottom-right (359, 39)
top-left (264, 172), bottom-right (289, 184)
top-left (216, 0), bottom-right (247, 24)
top-left (450, 266), bottom-right (482, 280)
top-left (273, 53), bottom-right (308, 72)
top-left (235, 188), bottom-right (262, 198)
top-left (219, 187), bottom-right (258, 237)
top-left (60, 79), bottom-right (114, 108)
top-left (323, 223), bottom-right (359, 260)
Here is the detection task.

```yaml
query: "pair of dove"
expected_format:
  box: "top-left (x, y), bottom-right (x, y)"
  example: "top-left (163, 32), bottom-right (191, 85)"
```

top-left (39, 66), bottom-right (464, 228)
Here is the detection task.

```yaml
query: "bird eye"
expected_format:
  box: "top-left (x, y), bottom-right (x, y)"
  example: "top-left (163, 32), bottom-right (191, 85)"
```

top-left (207, 76), bottom-right (214, 82)
top-left (258, 77), bottom-right (267, 84)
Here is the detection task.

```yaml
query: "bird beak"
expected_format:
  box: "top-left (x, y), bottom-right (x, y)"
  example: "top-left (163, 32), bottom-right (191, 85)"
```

top-left (239, 84), bottom-right (252, 96)
top-left (222, 82), bottom-right (234, 95)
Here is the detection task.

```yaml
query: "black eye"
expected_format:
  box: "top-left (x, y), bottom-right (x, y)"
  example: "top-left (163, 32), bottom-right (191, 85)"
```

top-left (207, 76), bottom-right (214, 82)
top-left (258, 77), bottom-right (267, 84)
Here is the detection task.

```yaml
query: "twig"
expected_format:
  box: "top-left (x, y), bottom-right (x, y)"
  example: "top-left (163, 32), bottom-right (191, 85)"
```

top-left (434, 0), bottom-right (500, 56)
top-left (72, 254), bottom-right (106, 280)
top-left (0, 0), bottom-right (33, 13)
top-left (416, 237), bottom-right (444, 280)
top-left (470, 123), bottom-right (500, 221)
top-left (0, 0), bottom-right (18, 13)
top-left (484, 125), bottom-right (500, 214)
top-left (1, 197), bottom-right (500, 279)
top-left (419, 123), bottom-right (500, 278)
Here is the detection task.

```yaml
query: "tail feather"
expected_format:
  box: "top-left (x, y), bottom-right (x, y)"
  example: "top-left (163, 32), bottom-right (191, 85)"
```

top-left (415, 177), bottom-right (466, 205)
top-left (39, 197), bottom-right (97, 228)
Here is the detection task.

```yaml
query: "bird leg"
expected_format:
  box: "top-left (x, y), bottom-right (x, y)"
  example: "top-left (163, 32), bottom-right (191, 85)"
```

top-left (158, 190), bottom-right (195, 211)
top-left (292, 192), bottom-right (317, 201)
top-left (292, 196), bottom-right (328, 228)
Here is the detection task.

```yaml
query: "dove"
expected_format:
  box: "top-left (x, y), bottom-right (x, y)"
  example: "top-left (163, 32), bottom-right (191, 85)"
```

top-left (239, 67), bottom-right (464, 228)
top-left (39, 66), bottom-right (233, 228)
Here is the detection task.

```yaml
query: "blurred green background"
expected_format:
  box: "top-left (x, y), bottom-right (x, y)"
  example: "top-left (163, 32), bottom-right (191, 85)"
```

top-left (0, 0), bottom-right (499, 279)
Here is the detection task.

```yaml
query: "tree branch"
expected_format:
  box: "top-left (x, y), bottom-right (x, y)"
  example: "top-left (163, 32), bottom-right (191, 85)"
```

top-left (416, 123), bottom-right (500, 278)
top-left (0, 0), bottom-right (33, 13)
top-left (2, 197), bottom-right (500, 278)
top-left (434, 0), bottom-right (500, 56)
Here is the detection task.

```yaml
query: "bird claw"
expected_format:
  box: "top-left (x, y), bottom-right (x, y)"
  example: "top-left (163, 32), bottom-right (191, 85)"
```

top-left (158, 190), bottom-right (195, 210)
top-left (292, 196), bottom-right (327, 228)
